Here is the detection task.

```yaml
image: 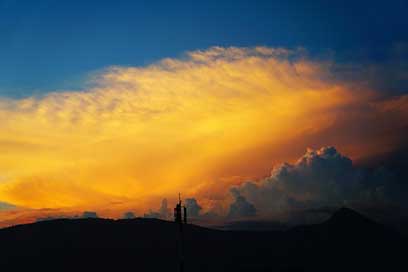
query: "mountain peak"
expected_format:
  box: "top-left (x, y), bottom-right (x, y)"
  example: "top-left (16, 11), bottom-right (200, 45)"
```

top-left (333, 207), bottom-right (363, 217)
top-left (325, 207), bottom-right (374, 227)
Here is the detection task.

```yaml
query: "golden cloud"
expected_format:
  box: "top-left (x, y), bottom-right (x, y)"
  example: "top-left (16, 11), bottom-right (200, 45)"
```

top-left (0, 46), bottom-right (407, 223)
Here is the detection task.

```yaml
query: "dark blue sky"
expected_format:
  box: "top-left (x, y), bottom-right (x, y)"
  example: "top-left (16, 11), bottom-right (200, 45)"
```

top-left (0, 0), bottom-right (407, 97)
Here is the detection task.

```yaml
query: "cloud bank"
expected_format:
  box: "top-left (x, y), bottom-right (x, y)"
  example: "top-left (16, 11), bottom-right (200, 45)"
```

top-left (230, 146), bottom-right (408, 219)
top-left (0, 46), bottom-right (407, 225)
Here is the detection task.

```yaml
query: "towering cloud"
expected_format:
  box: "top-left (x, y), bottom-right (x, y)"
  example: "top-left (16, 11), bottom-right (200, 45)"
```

top-left (122, 212), bottom-right (136, 219)
top-left (143, 198), bottom-right (171, 220)
top-left (231, 146), bottom-right (408, 217)
top-left (228, 189), bottom-right (256, 219)
top-left (82, 211), bottom-right (98, 218)
top-left (159, 199), bottom-right (171, 219)
top-left (185, 198), bottom-right (202, 217)
top-left (0, 46), bottom-right (407, 225)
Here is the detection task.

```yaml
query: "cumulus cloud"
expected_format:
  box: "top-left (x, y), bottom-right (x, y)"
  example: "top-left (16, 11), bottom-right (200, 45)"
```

top-left (143, 210), bottom-right (161, 219)
top-left (35, 215), bottom-right (74, 222)
top-left (159, 198), bottom-right (171, 220)
top-left (185, 198), bottom-right (202, 217)
top-left (144, 199), bottom-right (171, 220)
top-left (227, 189), bottom-right (256, 219)
top-left (232, 146), bottom-right (408, 218)
top-left (122, 211), bottom-right (136, 219)
top-left (36, 216), bottom-right (59, 222)
top-left (82, 211), bottom-right (98, 218)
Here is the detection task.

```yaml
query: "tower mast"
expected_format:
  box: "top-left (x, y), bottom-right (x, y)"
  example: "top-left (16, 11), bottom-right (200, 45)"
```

top-left (174, 193), bottom-right (187, 272)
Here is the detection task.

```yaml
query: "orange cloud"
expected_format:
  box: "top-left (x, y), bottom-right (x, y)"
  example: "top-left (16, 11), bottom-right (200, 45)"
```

top-left (0, 46), bottom-right (407, 225)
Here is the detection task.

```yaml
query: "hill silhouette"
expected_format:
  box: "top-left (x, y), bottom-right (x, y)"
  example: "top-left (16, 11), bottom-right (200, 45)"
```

top-left (0, 208), bottom-right (404, 272)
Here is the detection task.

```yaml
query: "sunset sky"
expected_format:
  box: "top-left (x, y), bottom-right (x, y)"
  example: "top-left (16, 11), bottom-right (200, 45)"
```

top-left (0, 0), bottom-right (407, 227)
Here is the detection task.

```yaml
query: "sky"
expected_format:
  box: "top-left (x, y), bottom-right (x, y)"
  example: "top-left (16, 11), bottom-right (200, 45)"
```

top-left (1, 0), bottom-right (407, 97)
top-left (0, 0), bottom-right (407, 227)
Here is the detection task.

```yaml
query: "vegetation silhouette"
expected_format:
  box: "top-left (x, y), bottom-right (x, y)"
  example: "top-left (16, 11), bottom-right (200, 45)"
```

top-left (0, 207), bottom-right (404, 271)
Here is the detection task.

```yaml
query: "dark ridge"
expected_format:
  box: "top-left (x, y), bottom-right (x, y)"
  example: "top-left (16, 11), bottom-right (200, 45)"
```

top-left (216, 220), bottom-right (288, 231)
top-left (0, 208), bottom-right (405, 272)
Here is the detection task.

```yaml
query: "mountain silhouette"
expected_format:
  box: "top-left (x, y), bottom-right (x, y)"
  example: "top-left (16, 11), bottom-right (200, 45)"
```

top-left (0, 208), bottom-right (404, 272)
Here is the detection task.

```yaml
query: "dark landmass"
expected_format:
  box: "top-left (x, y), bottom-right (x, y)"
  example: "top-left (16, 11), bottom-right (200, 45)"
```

top-left (216, 219), bottom-right (289, 231)
top-left (0, 207), bottom-right (405, 272)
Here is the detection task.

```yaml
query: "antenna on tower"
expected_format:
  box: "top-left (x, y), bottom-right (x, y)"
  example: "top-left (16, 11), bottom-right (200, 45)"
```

top-left (174, 193), bottom-right (187, 272)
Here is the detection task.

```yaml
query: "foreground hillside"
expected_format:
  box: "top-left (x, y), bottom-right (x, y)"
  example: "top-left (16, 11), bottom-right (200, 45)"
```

top-left (0, 208), bottom-right (405, 272)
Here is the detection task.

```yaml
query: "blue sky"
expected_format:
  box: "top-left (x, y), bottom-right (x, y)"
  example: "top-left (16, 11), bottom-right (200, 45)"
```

top-left (0, 0), bottom-right (407, 97)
